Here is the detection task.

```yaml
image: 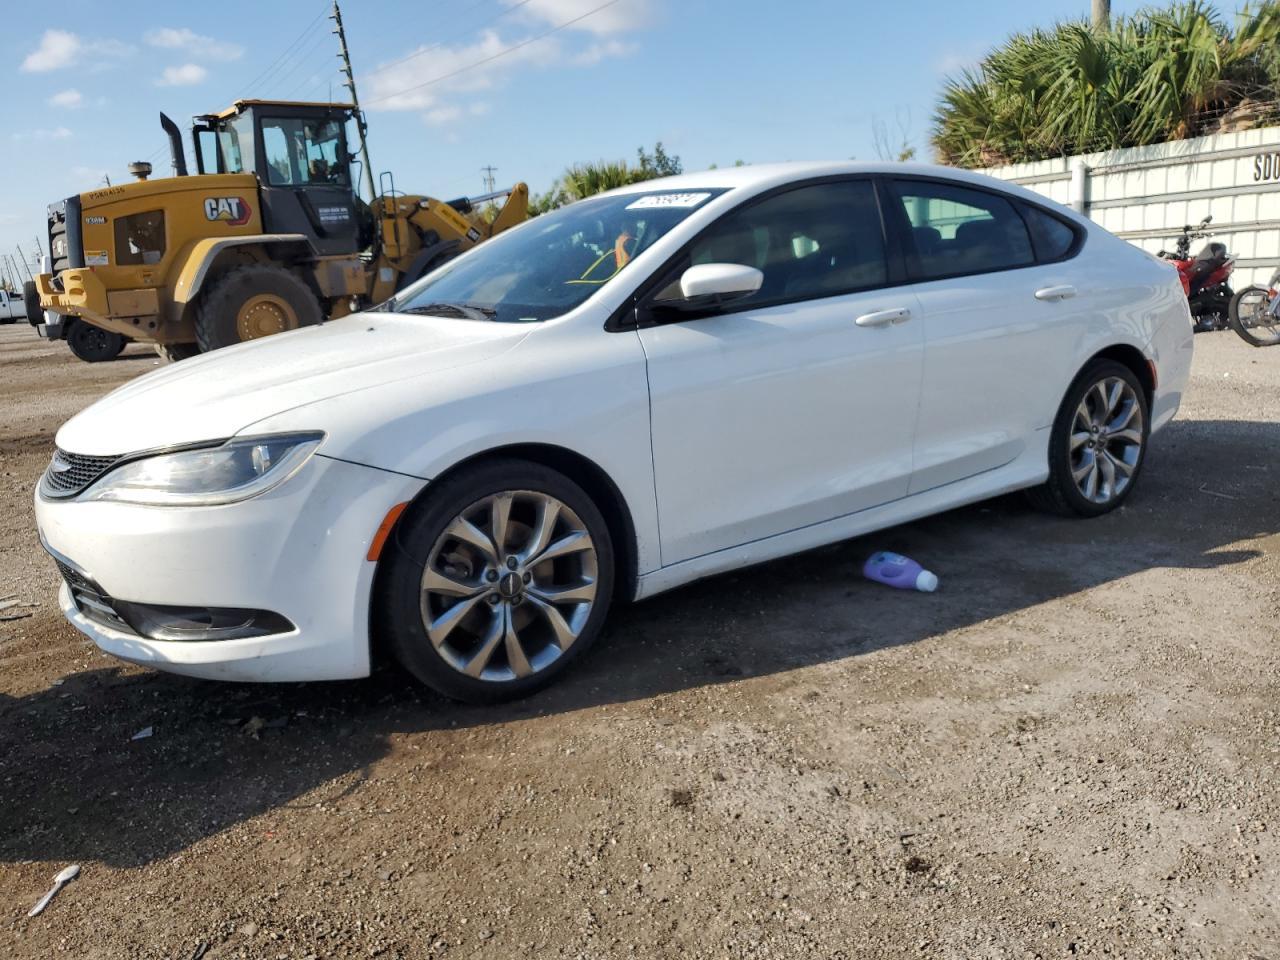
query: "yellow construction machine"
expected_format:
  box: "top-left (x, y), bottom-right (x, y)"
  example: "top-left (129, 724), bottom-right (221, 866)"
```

top-left (28, 99), bottom-right (528, 361)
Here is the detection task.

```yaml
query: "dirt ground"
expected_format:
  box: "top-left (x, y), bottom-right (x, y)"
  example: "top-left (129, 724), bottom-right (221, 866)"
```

top-left (1, 322), bottom-right (1277, 959)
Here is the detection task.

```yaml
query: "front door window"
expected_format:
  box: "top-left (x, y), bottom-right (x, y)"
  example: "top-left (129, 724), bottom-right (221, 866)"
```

top-left (260, 117), bottom-right (349, 187)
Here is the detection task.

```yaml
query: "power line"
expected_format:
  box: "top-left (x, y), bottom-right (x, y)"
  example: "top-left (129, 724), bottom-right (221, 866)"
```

top-left (241, 4), bottom-right (332, 94)
top-left (363, 0), bottom-right (537, 78)
top-left (365, 0), bottom-right (624, 106)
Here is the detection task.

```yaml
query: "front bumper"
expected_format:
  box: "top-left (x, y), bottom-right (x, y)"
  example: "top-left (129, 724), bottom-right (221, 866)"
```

top-left (35, 453), bottom-right (426, 682)
top-left (37, 270), bottom-right (110, 326)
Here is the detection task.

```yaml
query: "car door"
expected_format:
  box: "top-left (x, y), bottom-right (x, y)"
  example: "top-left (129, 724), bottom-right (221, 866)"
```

top-left (883, 177), bottom-right (1094, 495)
top-left (635, 178), bottom-right (924, 566)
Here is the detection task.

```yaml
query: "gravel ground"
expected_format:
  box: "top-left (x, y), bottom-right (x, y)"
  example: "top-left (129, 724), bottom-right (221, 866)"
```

top-left (1, 322), bottom-right (1277, 959)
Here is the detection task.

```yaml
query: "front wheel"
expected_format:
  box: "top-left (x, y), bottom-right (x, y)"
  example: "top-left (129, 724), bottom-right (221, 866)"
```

top-left (376, 460), bottom-right (615, 703)
top-left (1026, 359), bottom-right (1150, 517)
top-left (195, 264), bottom-right (322, 353)
top-left (65, 319), bottom-right (126, 363)
top-left (1228, 285), bottom-right (1280, 347)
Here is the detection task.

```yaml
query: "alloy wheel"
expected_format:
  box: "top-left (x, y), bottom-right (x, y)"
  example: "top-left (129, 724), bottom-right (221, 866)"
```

top-left (1069, 377), bottom-right (1144, 505)
top-left (419, 491), bottom-right (598, 682)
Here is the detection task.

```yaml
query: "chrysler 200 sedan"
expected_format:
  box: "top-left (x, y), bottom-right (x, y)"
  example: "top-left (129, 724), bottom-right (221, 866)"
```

top-left (35, 162), bottom-right (1193, 702)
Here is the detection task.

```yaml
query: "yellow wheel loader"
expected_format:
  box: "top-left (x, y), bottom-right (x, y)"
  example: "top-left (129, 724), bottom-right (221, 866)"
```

top-left (28, 100), bottom-right (528, 361)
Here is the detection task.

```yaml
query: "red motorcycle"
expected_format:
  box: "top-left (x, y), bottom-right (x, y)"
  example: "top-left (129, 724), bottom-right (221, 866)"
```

top-left (1158, 216), bottom-right (1235, 333)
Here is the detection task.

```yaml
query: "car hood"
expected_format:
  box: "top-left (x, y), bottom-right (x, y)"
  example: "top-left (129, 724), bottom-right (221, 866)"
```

top-left (56, 314), bottom-right (530, 456)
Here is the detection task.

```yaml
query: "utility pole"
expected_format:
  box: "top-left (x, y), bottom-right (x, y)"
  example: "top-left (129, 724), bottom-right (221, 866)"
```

top-left (2, 256), bottom-right (14, 291)
top-left (331, 0), bottom-right (377, 204)
top-left (481, 165), bottom-right (498, 193)
top-left (15, 244), bottom-right (33, 282)
top-left (1091, 0), bottom-right (1110, 31)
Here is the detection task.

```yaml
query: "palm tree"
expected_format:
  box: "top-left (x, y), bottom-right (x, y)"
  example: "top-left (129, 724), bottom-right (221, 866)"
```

top-left (933, 1), bottom-right (1280, 166)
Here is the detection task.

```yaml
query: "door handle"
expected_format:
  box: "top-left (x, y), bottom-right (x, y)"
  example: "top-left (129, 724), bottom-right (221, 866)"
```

top-left (1034, 284), bottom-right (1077, 301)
top-left (855, 307), bottom-right (911, 327)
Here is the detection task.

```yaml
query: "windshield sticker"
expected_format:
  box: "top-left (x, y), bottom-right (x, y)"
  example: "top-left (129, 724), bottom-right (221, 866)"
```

top-left (625, 192), bottom-right (712, 210)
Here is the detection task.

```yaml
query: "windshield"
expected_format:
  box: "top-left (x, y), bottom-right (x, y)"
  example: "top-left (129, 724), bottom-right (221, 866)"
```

top-left (391, 188), bottom-right (726, 323)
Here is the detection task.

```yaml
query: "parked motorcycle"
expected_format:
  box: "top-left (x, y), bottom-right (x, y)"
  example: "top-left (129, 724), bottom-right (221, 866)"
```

top-left (1228, 267), bottom-right (1280, 347)
top-left (1158, 216), bottom-right (1235, 333)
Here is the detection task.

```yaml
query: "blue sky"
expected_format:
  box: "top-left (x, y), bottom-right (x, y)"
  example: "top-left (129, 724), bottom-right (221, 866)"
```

top-left (2, 0), bottom-right (1157, 278)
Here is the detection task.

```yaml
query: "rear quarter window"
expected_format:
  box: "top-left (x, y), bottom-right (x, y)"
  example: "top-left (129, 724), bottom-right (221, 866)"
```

top-left (1021, 203), bottom-right (1080, 262)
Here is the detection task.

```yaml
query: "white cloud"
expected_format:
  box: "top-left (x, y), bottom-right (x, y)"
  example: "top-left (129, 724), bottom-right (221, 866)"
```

top-left (504, 0), bottom-right (654, 35)
top-left (423, 105), bottom-right (463, 126)
top-left (573, 38), bottom-right (637, 65)
top-left (156, 63), bottom-right (209, 87)
top-left (12, 127), bottom-right (73, 142)
top-left (21, 30), bottom-right (134, 73)
top-left (21, 30), bottom-right (80, 72)
top-left (365, 30), bottom-right (561, 112)
top-left (48, 88), bottom-right (83, 108)
top-left (145, 27), bottom-right (244, 62)
top-left (365, 0), bottom-right (651, 126)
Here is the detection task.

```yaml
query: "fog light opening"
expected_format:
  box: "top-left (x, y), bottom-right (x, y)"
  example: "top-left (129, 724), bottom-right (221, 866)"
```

top-left (113, 602), bottom-right (295, 642)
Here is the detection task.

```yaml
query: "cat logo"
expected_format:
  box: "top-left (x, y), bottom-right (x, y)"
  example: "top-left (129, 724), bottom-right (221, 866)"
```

top-left (203, 196), bottom-right (251, 226)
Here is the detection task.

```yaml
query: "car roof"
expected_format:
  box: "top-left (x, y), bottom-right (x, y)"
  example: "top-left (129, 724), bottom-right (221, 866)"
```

top-left (602, 160), bottom-right (1091, 226)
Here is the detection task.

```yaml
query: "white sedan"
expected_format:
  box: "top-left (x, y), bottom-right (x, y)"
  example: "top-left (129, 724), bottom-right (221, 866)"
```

top-left (35, 162), bottom-right (1193, 702)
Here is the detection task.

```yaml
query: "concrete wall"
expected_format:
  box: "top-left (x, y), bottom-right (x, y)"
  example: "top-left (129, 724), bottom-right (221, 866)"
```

top-left (981, 126), bottom-right (1280, 287)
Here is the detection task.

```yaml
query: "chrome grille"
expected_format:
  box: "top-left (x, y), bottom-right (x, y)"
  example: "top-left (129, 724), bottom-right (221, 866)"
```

top-left (42, 448), bottom-right (121, 498)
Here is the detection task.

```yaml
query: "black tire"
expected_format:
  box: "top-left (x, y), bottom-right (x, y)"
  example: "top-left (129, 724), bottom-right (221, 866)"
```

top-left (65, 319), bottom-right (126, 363)
top-left (1026, 359), bottom-right (1150, 517)
top-left (376, 459), bottom-right (615, 704)
top-left (154, 342), bottom-right (202, 363)
top-left (22, 280), bottom-right (42, 325)
top-left (195, 264), bottom-right (322, 353)
top-left (1228, 285), bottom-right (1280, 347)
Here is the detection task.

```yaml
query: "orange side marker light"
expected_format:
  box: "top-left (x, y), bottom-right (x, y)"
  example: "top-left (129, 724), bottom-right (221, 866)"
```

top-left (367, 502), bottom-right (409, 562)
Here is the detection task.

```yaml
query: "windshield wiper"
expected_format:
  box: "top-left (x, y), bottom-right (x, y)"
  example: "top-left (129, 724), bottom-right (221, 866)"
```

top-left (397, 301), bottom-right (496, 321)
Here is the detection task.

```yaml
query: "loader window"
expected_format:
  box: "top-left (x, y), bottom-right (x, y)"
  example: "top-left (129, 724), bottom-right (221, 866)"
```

top-left (114, 210), bottom-right (166, 266)
top-left (216, 113), bottom-right (253, 175)
top-left (261, 116), bottom-right (348, 187)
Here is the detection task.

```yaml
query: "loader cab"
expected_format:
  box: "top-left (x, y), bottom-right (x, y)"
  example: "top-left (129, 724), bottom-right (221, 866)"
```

top-left (191, 100), bottom-right (366, 257)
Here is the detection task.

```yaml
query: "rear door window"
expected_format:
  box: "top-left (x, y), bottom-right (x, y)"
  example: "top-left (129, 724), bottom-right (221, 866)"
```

top-left (891, 179), bottom-right (1034, 280)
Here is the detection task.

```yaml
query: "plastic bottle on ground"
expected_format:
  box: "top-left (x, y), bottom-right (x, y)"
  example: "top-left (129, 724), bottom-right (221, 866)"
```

top-left (862, 551), bottom-right (938, 593)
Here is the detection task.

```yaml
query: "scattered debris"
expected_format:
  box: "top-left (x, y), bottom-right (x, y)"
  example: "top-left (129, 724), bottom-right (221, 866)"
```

top-left (668, 787), bottom-right (695, 809)
top-left (131, 726), bottom-right (154, 741)
top-left (190, 943), bottom-right (209, 960)
top-left (1198, 483), bottom-right (1241, 501)
top-left (242, 716), bottom-right (267, 738)
top-left (27, 864), bottom-right (80, 917)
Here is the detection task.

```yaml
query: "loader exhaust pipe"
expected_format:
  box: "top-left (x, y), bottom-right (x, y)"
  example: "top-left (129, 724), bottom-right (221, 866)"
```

top-left (159, 112), bottom-right (188, 177)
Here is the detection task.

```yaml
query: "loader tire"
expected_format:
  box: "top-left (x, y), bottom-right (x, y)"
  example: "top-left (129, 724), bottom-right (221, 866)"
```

top-left (155, 342), bottom-right (202, 363)
top-left (66, 319), bottom-right (126, 363)
top-left (195, 264), bottom-right (322, 353)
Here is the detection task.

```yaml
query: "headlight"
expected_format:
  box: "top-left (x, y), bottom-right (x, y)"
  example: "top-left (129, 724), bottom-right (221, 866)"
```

top-left (52, 235), bottom-right (67, 258)
top-left (83, 433), bottom-right (323, 506)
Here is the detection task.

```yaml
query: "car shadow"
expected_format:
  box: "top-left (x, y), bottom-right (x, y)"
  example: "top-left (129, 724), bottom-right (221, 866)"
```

top-left (0, 418), bottom-right (1274, 868)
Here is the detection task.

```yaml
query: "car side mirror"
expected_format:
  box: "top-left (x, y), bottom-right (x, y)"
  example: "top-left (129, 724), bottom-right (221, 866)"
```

top-left (678, 263), bottom-right (763, 304)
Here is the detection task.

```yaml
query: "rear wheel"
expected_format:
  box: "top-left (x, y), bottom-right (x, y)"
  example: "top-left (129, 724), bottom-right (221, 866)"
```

top-left (1026, 359), bottom-right (1149, 517)
top-left (376, 460), bottom-right (615, 703)
top-left (65, 319), bottom-right (125, 363)
top-left (1228, 285), bottom-right (1280, 347)
top-left (195, 264), bottom-right (322, 353)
